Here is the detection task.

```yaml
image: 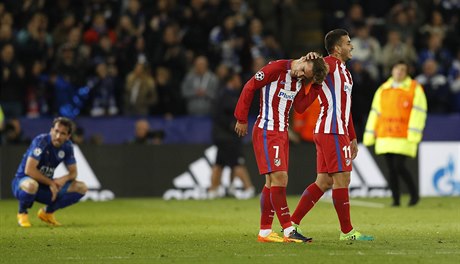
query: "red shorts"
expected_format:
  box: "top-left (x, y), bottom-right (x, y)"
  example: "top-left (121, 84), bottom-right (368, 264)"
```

top-left (252, 127), bottom-right (289, 175)
top-left (314, 133), bottom-right (352, 173)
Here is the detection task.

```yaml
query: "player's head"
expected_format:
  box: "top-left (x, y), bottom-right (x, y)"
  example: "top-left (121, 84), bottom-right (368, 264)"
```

top-left (311, 57), bottom-right (328, 84)
top-left (291, 55), bottom-right (328, 84)
top-left (391, 60), bottom-right (409, 82)
top-left (325, 29), bottom-right (353, 62)
top-left (50, 117), bottom-right (73, 147)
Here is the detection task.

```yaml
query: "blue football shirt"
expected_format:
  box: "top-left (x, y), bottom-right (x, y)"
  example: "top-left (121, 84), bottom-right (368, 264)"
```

top-left (15, 133), bottom-right (76, 179)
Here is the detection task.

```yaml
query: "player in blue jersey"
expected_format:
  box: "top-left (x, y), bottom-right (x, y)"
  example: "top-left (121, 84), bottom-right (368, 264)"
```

top-left (12, 117), bottom-right (87, 227)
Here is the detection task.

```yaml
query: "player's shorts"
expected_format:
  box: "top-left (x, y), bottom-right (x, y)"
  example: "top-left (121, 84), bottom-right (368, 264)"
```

top-left (252, 126), bottom-right (289, 175)
top-left (314, 133), bottom-right (353, 173)
top-left (12, 176), bottom-right (73, 205)
top-left (215, 142), bottom-right (245, 167)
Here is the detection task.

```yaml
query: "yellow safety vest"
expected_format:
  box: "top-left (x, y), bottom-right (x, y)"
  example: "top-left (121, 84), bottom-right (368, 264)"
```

top-left (363, 77), bottom-right (427, 158)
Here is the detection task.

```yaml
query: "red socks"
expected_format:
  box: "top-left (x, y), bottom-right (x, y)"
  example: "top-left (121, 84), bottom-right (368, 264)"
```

top-left (332, 188), bottom-right (353, 234)
top-left (260, 186), bottom-right (274, 229)
top-left (270, 186), bottom-right (292, 229)
top-left (291, 183), bottom-right (324, 224)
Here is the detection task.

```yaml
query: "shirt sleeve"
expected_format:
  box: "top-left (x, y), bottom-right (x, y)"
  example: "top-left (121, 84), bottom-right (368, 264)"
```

top-left (234, 62), bottom-right (283, 123)
top-left (348, 112), bottom-right (356, 140)
top-left (294, 83), bottom-right (320, 113)
top-left (64, 142), bottom-right (77, 166)
top-left (29, 137), bottom-right (46, 161)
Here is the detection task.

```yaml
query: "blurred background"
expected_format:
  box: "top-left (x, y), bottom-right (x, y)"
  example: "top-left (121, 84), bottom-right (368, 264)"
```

top-left (0, 0), bottom-right (459, 199)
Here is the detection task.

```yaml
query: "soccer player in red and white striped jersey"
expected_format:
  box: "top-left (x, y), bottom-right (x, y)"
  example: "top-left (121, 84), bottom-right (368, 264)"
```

top-left (234, 54), bottom-right (328, 243)
top-left (291, 29), bottom-right (374, 241)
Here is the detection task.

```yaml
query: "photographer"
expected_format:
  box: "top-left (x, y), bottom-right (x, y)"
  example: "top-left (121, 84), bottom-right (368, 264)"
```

top-left (128, 118), bottom-right (164, 145)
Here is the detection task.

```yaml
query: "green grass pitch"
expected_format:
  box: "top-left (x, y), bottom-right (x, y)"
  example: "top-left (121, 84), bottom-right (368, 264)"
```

top-left (0, 196), bottom-right (459, 264)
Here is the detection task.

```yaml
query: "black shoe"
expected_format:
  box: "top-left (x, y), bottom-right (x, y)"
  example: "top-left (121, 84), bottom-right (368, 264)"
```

top-left (284, 229), bottom-right (313, 243)
top-left (408, 196), bottom-right (419, 206)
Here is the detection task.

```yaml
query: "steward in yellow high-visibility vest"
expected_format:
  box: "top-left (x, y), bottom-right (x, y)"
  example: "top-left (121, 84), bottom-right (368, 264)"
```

top-left (363, 61), bottom-right (427, 206)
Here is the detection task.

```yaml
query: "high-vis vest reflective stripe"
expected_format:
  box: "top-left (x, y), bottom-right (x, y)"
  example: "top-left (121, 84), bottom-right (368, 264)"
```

top-left (376, 80), bottom-right (417, 138)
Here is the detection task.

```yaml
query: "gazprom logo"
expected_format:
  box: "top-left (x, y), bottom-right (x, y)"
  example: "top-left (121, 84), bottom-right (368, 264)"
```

top-left (432, 156), bottom-right (460, 195)
top-left (278, 89), bottom-right (296, 100)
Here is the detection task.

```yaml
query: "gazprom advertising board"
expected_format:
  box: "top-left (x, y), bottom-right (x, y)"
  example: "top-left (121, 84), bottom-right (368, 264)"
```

top-left (419, 142), bottom-right (460, 196)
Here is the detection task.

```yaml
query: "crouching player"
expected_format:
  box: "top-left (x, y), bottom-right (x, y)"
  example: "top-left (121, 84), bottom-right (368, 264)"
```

top-left (12, 117), bottom-right (87, 227)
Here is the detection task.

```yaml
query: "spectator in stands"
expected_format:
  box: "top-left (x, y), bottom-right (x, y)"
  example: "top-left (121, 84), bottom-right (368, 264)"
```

top-left (417, 32), bottom-right (453, 75)
top-left (181, 0), bottom-right (213, 57)
top-left (343, 3), bottom-right (365, 36)
top-left (386, 2), bottom-right (423, 44)
top-left (181, 55), bottom-right (219, 116)
top-left (0, 43), bottom-right (26, 118)
top-left (88, 62), bottom-right (118, 117)
top-left (71, 126), bottom-right (85, 145)
top-left (381, 30), bottom-right (417, 77)
top-left (124, 62), bottom-right (157, 116)
top-left (24, 60), bottom-right (50, 117)
top-left (2, 118), bottom-right (29, 145)
top-left (115, 15), bottom-right (143, 77)
top-left (209, 14), bottom-right (244, 73)
top-left (16, 12), bottom-right (53, 66)
top-left (123, 0), bottom-right (145, 35)
top-left (151, 23), bottom-right (188, 88)
top-left (448, 49), bottom-right (460, 112)
top-left (52, 13), bottom-right (77, 48)
top-left (91, 33), bottom-right (118, 68)
top-left (129, 118), bottom-right (164, 145)
top-left (0, 23), bottom-right (14, 49)
top-left (53, 43), bottom-right (87, 87)
top-left (83, 13), bottom-right (117, 46)
top-left (350, 21), bottom-right (382, 82)
top-left (419, 10), bottom-right (448, 39)
top-left (415, 58), bottom-right (450, 113)
top-left (152, 66), bottom-right (185, 118)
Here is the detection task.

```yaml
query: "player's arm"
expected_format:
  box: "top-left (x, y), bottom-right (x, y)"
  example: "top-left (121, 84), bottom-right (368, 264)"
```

top-left (25, 157), bottom-right (55, 186)
top-left (234, 63), bottom-right (279, 136)
top-left (24, 157), bottom-right (59, 201)
top-left (348, 113), bottom-right (358, 160)
top-left (54, 164), bottom-right (77, 188)
top-left (294, 83), bottom-right (321, 113)
top-left (54, 145), bottom-right (78, 187)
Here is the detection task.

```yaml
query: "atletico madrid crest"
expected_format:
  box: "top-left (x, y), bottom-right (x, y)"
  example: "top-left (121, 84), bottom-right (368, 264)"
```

top-left (274, 158), bottom-right (281, 167)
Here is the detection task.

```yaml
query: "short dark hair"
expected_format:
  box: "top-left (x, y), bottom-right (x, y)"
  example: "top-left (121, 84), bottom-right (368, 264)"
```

top-left (325, 29), bottom-right (349, 54)
top-left (52, 117), bottom-right (74, 135)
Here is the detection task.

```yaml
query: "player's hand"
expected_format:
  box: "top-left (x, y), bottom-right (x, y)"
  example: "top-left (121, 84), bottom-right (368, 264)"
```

top-left (49, 183), bottom-right (59, 202)
top-left (54, 177), bottom-right (67, 188)
top-left (305, 52), bottom-right (321, 60)
top-left (350, 139), bottom-right (358, 160)
top-left (235, 121), bottom-right (248, 137)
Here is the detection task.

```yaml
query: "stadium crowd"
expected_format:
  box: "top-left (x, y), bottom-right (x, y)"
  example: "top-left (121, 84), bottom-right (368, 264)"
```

top-left (0, 0), bottom-right (459, 144)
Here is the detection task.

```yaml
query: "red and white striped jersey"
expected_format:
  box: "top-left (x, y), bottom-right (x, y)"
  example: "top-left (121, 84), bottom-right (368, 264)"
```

top-left (234, 60), bottom-right (304, 131)
top-left (314, 56), bottom-right (356, 138)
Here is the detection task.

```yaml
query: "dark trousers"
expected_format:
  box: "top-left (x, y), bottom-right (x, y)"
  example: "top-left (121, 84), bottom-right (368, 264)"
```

top-left (384, 153), bottom-right (419, 204)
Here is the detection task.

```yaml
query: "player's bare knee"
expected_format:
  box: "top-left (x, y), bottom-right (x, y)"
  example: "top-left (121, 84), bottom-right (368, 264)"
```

top-left (316, 176), bottom-right (333, 191)
top-left (76, 181), bottom-right (88, 194)
top-left (20, 179), bottom-right (39, 194)
top-left (68, 181), bottom-right (88, 194)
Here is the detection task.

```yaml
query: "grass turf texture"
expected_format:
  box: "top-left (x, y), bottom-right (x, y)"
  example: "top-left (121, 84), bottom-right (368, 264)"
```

top-left (0, 196), bottom-right (459, 264)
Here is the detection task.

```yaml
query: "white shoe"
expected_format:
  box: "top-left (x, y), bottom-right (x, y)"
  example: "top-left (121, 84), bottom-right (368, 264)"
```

top-left (235, 187), bottom-right (255, 200)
